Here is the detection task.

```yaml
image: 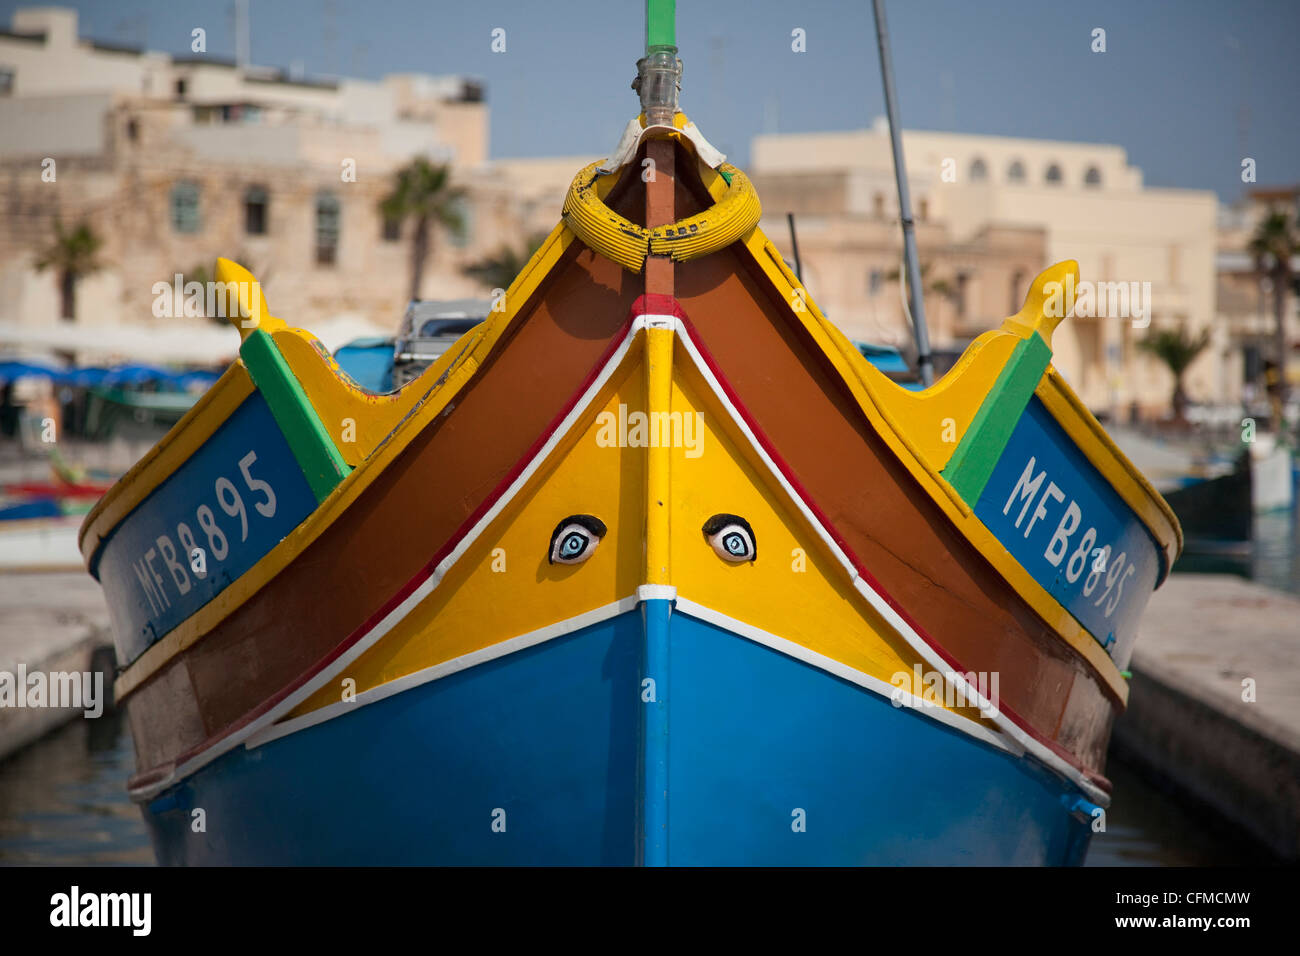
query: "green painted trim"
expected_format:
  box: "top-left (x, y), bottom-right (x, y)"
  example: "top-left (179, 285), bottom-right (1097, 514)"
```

top-left (646, 0), bottom-right (676, 52)
top-left (941, 331), bottom-right (1052, 505)
top-left (240, 329), bottom-right (349, 503)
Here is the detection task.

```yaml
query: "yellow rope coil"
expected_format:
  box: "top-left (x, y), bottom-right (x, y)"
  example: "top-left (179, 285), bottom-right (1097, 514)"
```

top-left (561, 160), bottom-right (761, 273)
top-left (648, 165), bottom-right (761, 260)
top-left (561, 161), bottom-right (649, 272)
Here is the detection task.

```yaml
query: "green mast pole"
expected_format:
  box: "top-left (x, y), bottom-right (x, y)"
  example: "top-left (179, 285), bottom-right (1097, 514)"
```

top-left (639, 0), bottom-right (681, 126)
top-left (646, 0), bottom-right (676, 54)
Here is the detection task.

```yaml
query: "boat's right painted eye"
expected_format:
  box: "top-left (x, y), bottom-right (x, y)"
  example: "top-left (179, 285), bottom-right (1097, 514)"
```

top-left (702, 513), bottom-right (757, 563)
top-left (548, 514), bottom-right (608, 565)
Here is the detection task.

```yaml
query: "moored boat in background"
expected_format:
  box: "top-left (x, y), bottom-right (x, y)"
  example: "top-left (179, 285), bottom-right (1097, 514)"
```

top-left (1162, 451), bottom-right (1254, 554)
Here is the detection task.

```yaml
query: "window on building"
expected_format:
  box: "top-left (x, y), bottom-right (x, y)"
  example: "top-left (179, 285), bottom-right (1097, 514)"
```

top-left (244, 185), bottom-right (268, 235)
top-left (969, 158), bottom-right (988, 182)
top-left (1010, 270), bottom-right (1026, 315)
top-left (873, 192), bottom-right (885, 218)
top-left (170, 181), bottom-right (201, 233)
top-left (125, 118), bottom-right (139, 142)
top-left (1045, 163), bottom-right (1063, 185)
top-left (868, 269), bottom-right (883, 297)
top-left (448, 195), bottom-right (471, 249)
top-left (175, 77), bottom-right (188, 99)
top-left (381, 216), bottom-right (401, 242)
top-left (1007, 160), bottom-right (1026, 183)
top-left (0, 69), bottom-right (14, 97)
top-left (1084, 166), bottom-right (1102, 187)
top-left (316, 191), bottom-right (340, 266)
top-left (917, 198), bottom-right (929, 221)
top-left (1243, 344), bottom-right (1262, 385)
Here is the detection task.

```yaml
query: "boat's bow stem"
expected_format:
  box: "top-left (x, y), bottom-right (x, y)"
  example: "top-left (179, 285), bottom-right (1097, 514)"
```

top-left (637, 0), bottom-right (680, 872)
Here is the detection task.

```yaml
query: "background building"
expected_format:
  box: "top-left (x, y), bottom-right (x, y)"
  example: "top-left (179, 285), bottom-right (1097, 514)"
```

top-left (751, 119), bottom-right (1222, 417)
top-left (1216, 186), bottom-right (1300, 405)
top-left (0, 6), bottom-right (563, 361)
top-left (1, 6), bottom-right (1291, 424)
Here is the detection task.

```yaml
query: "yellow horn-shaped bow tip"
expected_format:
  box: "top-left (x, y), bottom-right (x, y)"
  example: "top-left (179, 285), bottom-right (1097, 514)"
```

top-left (1001, 259), bottom-right (1079, 346)
top-left (215, 257), bottom-right (283, 339)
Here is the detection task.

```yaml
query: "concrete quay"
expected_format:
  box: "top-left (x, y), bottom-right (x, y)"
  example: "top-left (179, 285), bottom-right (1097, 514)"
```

top-left (1117, 573), bottom-right (1300, 862)
top-left (0, 571), bottom-right (113, 762)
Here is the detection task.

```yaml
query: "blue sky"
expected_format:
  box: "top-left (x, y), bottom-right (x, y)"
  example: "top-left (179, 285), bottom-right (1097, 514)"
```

top-left (5, 0), bottom-right (1297, 202)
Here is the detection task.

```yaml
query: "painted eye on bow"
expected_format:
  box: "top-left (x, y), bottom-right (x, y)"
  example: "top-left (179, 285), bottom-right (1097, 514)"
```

top-left (702, 513), bottom-right (757, 563)
top-left (548, 515), bottom-right (608, 565)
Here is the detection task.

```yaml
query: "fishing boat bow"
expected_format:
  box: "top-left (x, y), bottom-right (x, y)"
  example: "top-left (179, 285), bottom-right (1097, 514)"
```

top-left (80, 3), bottom-right (1180, 865)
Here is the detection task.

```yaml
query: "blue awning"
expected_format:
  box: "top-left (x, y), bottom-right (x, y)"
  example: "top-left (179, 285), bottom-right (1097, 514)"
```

top-left (855, 342), bottom-right (910, 373)
top-left (0, 360), bottom-right (63, 382)
top-left (0, 361), bottom-right (221, 389)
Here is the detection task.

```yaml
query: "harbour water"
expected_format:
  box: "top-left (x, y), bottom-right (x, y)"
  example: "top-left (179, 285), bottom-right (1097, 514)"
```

top-left (1084, 758), bottom-right (1276, 866)
top-left (0, 709), bottom-right (150, 865)
top-left (1173, 505), bottom-right (1300, 594)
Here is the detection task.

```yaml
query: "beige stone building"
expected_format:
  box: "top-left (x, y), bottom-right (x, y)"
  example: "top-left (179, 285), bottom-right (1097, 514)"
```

top-left (752, 120), bottom-right (1222, 417)
top-left (0, 6), bottom-right (569, 362)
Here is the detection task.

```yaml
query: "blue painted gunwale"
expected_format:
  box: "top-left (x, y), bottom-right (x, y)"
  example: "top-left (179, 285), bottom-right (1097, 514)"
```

top-left (139, 600), bottom-right (1096, 866)
top-left (94, 391), bottom-right (317, 665)
top-left (974, 396), bottom-right (1162, 665)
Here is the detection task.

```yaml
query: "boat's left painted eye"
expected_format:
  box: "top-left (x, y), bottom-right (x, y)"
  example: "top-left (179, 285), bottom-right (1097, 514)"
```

top-left (548, 514), bottom-right (607, 565)
top-left (702, 513), bottom-right (757, 563)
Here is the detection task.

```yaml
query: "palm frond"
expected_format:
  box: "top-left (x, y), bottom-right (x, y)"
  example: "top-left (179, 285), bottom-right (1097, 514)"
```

top-left (462, 233), bottom-right (548, 290)
top-left (1138, 326), bottom-right (1211, 376)
top-left (1249, 210), bottom-right (1299, 274)
top-left (35, 220), bottom-right (103, 276)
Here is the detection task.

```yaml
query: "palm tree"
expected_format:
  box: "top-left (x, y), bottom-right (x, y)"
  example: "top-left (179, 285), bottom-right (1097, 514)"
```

top-left (1248, 209), bottom-right (1299, 429)
top-left (1139, 326), bottom-right (1211, 421)
top-left (35, 219), bottom-right (103, 322)
top-left (379, 158), bottom-right (465, 302)
top-left (462, 233), bottom-right (548, 291)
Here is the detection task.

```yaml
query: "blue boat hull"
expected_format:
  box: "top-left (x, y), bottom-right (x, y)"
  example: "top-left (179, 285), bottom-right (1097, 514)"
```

top-left (140, 600), bottom-right (1095, 865)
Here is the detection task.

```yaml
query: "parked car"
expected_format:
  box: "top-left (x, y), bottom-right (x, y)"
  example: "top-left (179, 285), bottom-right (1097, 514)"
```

top-left (391, 299), bottom-right (491, 388)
